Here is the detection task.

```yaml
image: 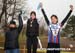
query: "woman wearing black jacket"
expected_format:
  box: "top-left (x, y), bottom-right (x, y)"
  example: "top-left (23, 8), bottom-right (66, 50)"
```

top-left (40, 4), bottom-right (73, 53)
top-left (26, 11), bottom-right (39, 53)
top-left (4, 11), bottom-right (23, 53)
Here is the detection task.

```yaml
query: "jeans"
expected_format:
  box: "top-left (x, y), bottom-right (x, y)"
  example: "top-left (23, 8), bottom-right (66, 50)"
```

top-left (5, 49), bottom-right (20, 53)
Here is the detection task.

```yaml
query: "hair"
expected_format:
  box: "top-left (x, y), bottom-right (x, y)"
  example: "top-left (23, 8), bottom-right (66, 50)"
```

top-left (30, 11), bottom-right (36, 16)
top-left (10, 20), bottom-right (16, 25)
top-left (51, 14), bottom-right (58, 23)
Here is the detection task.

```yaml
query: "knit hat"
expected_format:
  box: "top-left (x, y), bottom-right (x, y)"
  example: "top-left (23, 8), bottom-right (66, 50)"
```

top-left (10, 20), bottom-right (16, 25)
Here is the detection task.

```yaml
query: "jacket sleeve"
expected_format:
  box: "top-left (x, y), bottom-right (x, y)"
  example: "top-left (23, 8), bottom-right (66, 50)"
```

top-left (36, 20), bottom-right (39, 36)
top-left (26, 19), bottom-right (30, 37)
top-left (18, 14), bottom-right (23, 33)
top-left (61, 10), bottom-right (72, 27)
top-left (41, 9), bottom-right (50, 26)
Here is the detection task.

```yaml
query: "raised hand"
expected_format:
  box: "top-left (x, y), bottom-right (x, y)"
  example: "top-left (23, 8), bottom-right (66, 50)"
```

top-left (37, 2), bottom-right (43, 10)
top-left (70, 5), bottom-right (73, 11)
top-left (39, 2), bottom-right (43, 8)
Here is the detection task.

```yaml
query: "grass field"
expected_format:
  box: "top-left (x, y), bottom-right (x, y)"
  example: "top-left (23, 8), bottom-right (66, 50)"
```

top-left (0, 34), bottom-right (75, 53)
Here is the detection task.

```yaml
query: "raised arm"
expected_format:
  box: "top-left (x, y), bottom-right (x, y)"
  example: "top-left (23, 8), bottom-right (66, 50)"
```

top-left (18, 11), bottom-right (23, 33)
top-left (39, 3), bottom-right (50, 26)
top-left (61, 5), bottom-right (73, 27)
top-left (41, 9), bottom-right (50, 26)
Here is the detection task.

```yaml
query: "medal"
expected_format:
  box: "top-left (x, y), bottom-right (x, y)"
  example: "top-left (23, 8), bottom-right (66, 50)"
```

top-left (55, 30), bottom-right (56, 34)
top-left (30, 24), bottom-right (32, 27)
top-left (30, 20), bottom-right (33, 27)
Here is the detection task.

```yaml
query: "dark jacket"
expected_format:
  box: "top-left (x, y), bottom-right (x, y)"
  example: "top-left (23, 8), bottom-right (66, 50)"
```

top-left (26, 18), bottom-right (39, 38)
top-left (4, 14), bottom-right (23, 50)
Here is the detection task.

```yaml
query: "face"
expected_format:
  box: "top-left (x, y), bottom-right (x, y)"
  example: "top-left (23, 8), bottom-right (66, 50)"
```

top-left (51, 16), bottom-right (58, 24)
top-left (30, 14), bottom-right (36, 20)
top-left (9, 24), bottom-right (16, 28)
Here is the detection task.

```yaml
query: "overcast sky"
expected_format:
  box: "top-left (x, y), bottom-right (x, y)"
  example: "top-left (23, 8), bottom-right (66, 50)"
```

top-left (27, 0), bottom-right (75, 23)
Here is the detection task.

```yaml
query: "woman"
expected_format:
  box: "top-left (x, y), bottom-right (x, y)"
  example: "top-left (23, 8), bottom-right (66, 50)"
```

top-left (40, 4), bottom-right (73, 53)
top-left (26, 11), bottom-right (39, 53)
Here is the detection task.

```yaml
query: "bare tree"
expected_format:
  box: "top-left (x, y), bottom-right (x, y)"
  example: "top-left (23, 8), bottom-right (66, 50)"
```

top-left (0, 0), bottom-right (8, 23)
top-left (0, 0), bottom-right (30, 28)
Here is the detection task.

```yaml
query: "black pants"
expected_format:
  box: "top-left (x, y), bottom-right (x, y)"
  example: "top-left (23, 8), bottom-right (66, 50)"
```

top-left (26, 37), bottom-right (38, 53)
top-left (47, 43), bottom-right (60, 53)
